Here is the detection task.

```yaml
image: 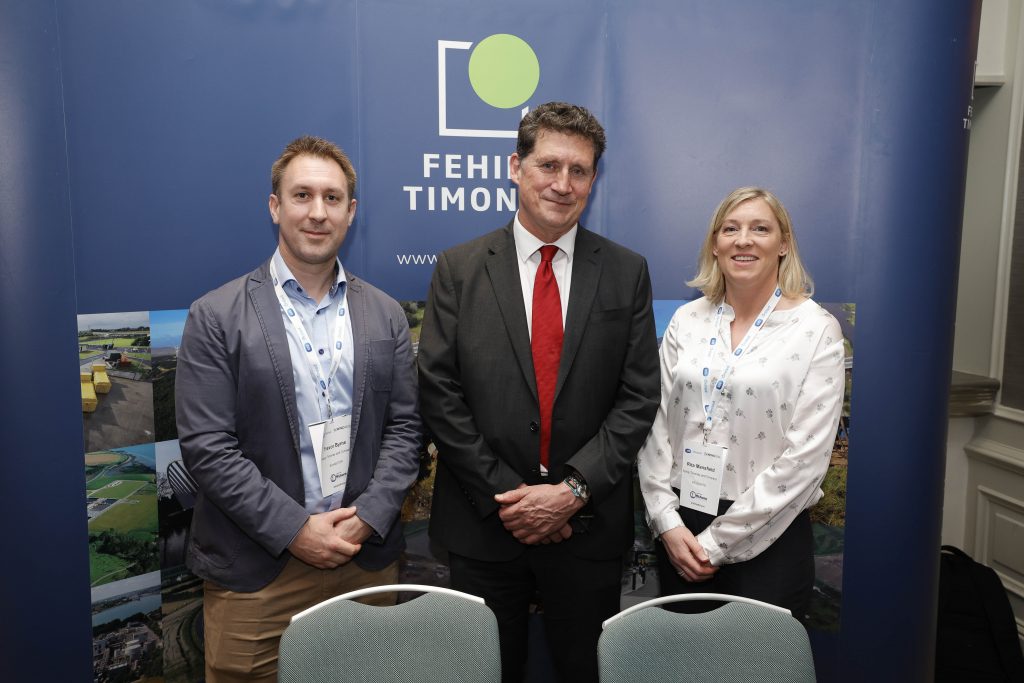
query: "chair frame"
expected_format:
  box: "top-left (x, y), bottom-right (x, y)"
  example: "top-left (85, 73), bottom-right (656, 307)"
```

top-left (289, 583), bottom-right (485, 623)
top-left (603, 592), bottom-right (791, 629)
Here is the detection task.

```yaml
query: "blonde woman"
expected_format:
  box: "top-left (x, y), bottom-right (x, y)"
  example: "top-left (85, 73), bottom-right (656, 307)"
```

top-left (637, 187), bottom-right (845, 620)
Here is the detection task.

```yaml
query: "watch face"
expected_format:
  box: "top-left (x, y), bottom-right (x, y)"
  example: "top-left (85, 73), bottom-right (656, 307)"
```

top-left (565, 473), bottom-right (589, 501)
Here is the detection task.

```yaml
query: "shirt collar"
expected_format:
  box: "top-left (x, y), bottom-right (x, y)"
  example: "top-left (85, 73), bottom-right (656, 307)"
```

top-left (512, 213), bottom-right (578, 264)
top-left (272, 248), bottom-right (347, 298)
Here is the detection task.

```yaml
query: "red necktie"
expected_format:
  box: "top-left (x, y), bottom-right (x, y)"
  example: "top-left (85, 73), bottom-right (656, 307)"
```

top-left (532, 245), bottom-right (563, 470)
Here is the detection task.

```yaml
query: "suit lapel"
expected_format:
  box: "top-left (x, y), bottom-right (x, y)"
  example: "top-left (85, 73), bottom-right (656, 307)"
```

top-left (346, 275), bottom-right (366, 447)
top-left (557, 228), bottom-right (601, 400)
top-left (485, 226), bottom-right (538, 398)
top-left (249, 263), bottom-right (302, 456)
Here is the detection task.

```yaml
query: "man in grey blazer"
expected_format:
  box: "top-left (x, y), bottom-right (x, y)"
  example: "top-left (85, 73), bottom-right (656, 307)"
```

top-left (418, 103), bottom-right (660, 682)
top-left (176, 136), bottom-right (421, 682)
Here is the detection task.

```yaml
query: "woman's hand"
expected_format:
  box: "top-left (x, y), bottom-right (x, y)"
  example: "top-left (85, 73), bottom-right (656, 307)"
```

top-left (661, 525), bottom-right (718, 582)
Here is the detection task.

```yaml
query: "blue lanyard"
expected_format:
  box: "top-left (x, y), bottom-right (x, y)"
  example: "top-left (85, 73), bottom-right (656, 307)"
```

top-left (700, 286), bottom-right (782, 437)
top-left (269, 259), bottom-right (348, 419)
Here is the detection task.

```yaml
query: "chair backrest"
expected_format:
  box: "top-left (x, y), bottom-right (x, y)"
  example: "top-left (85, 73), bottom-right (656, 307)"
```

top-left (599, 593), bottom-right (816, 683)
top-left (278, 583), bottom-right (501, 683)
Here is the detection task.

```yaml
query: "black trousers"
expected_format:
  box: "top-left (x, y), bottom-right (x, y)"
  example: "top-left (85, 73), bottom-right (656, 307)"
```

top-left (449, 546), bottom-right (622, 683)
top-left (655, 499), bottom-right (815, 622)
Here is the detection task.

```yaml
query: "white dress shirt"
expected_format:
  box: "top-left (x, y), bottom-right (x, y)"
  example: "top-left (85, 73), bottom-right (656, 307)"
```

top-left (637, 297), bottom-right (846, 565)
top-left (271, 249), bottom-right (355, 514)
top-left (512, 214), bottom-right (575, 336)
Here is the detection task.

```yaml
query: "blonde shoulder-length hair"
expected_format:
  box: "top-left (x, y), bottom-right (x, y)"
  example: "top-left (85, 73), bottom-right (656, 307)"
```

top-left (687, 186), bottom-right (814, 304)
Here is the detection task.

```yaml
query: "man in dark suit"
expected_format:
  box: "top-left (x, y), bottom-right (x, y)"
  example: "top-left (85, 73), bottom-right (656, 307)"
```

top-left (176, 135), bottom-right (421, 682)
top-left (418, 102), bottom-right (660, 682)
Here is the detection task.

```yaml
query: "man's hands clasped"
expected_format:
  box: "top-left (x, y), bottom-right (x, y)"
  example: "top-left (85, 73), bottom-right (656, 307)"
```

top-left (495, 482), bottom-right (583, 545)
top-left (288, 506), bottom-right (372, 569)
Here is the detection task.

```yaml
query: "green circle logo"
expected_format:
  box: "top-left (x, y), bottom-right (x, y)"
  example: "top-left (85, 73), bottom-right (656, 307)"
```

top-left (468, 34), bottom-right (540, 109)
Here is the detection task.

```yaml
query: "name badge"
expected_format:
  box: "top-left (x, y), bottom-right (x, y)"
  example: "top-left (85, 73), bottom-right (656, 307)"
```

top-left (678, 441), bottom-right (726, 514)
top-left (309, 413), bottom-right (352, 496)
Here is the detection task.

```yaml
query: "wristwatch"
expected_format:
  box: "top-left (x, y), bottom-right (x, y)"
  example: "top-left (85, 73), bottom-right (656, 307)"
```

top-left (563, 470), bottom-right (591, 503)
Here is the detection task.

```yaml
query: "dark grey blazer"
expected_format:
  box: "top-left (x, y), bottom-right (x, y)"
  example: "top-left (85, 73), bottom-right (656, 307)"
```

top-left (418, 224), bottom-right (659, 561)
top-left (176, 258), bottom-right (421, 592)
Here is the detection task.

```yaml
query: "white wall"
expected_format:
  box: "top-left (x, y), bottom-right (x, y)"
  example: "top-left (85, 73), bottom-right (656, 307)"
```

top-left (945, 0), bottom-right (1024, 649)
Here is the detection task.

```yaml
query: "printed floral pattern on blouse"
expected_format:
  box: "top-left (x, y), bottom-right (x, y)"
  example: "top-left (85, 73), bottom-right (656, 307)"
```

top-left (637, 297), bottom-right (846, 565)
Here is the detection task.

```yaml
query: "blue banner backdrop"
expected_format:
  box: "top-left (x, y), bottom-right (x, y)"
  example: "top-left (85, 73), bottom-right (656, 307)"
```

top-left (0, 1), bottom-right (979, 681)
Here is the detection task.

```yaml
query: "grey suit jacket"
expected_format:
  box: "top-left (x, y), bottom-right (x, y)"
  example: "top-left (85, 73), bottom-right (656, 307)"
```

top-left (418, 224), bottom-right (659, 561)
top-left (176, 258), bottom-right (421, 592)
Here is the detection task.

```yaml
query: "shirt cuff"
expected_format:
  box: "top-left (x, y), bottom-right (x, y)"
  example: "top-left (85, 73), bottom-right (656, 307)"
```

top-left (652, 509), bottom-right (684, 537)
top-left (696, 528), bottom-right (724, 566)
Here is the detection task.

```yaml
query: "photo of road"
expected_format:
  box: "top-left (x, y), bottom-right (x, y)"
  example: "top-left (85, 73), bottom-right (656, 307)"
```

top-left (160, 567), bottom-right (204, 683)
top-left (78, 311), bottom-right (154, 452)
top-left (156, 439), bottom-right (205, 681)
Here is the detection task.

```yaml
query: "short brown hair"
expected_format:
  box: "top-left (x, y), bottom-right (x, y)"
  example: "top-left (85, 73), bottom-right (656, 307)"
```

top-left (516, 102), bottom-right (607, 168)
top-left (271, 135), bottom-right (356, 199)
top-left (687, 187), bottom-right (814, 304)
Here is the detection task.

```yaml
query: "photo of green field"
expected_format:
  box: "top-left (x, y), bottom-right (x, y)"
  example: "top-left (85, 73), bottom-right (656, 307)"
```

top-left (804, 302), bottom-right (854, 633)
top-left (77, 310), bottom-right (151, 379)
top-left (86, 444), bottom-right (159, 588)
top-left (81, 336), bottom-right (144, 348)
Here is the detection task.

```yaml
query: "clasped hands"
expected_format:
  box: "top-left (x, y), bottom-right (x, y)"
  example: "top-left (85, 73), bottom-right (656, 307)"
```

top-left (661, 525), bottom-right (717, 582)
top-left (495, 482), bottom-right (584, 545)
top-left (288, 506), bottom-right (372, 569)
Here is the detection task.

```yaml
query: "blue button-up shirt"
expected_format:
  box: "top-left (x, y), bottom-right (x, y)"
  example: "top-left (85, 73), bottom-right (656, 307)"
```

top-left (271, 249), bottom-right (355, 513)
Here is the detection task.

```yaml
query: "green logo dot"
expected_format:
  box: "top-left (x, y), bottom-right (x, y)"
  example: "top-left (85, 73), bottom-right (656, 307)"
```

top-left (468, 34), bottom-right (540, 109)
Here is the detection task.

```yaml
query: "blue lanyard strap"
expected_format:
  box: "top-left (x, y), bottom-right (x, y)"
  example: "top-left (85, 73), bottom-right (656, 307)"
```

top-left (269, 259), bottom-right (347, 418)
top-left (701, 286), bottom-right (782, 437)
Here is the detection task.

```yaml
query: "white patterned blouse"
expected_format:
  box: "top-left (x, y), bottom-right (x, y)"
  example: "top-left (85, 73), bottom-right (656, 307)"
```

top-left (637, 296), bottom-right (846, 566)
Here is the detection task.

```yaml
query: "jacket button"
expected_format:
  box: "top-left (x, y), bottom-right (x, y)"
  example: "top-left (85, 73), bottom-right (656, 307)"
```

top-left (529, 421), bottom-right (539, 432)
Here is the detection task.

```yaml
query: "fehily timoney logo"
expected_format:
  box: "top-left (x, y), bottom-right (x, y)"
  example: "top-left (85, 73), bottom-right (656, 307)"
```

top-left (438, 34), bottom-right (540, 138)
top-left (401, 33), bottom-right (538, 214)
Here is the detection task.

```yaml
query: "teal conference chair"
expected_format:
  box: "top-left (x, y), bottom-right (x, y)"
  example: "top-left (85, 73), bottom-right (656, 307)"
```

top-left (599, 593), bottom-right (816, 683)
top-left (279, 583), bottom-right (501, 683)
